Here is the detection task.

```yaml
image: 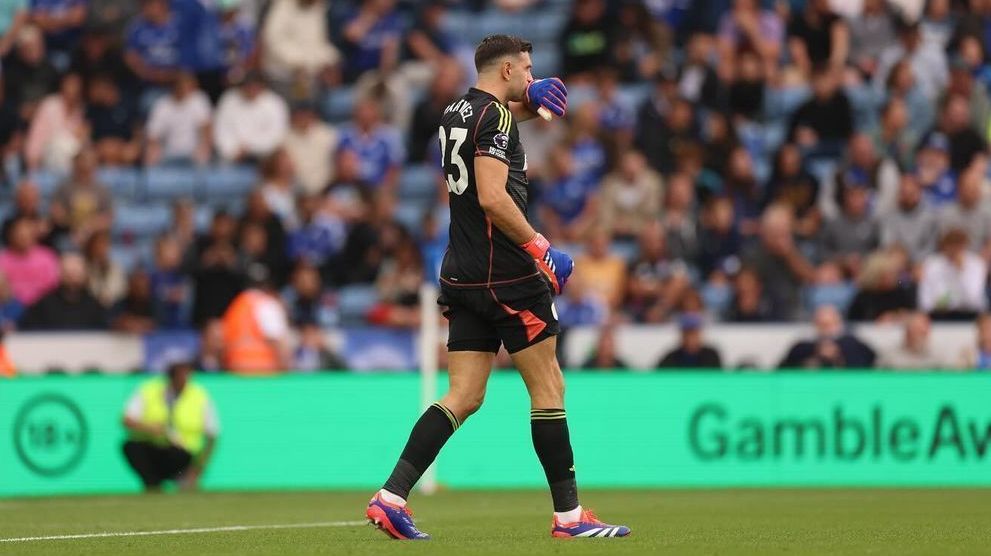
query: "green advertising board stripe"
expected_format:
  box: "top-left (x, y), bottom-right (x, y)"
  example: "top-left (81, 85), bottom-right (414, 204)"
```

top-left (1, 373), bottom-right (990, 497)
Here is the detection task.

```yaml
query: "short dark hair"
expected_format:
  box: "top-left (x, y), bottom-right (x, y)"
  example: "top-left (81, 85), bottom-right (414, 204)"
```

top-left (474, 34), bottom-right (532, 73)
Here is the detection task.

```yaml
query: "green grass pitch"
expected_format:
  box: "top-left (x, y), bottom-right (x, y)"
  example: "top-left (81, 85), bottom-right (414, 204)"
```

top-left (1, 489), bottom-right (989, 555)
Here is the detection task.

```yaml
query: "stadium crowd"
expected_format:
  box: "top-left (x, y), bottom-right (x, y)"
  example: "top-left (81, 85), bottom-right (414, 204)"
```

top-left (2, 0), bottom-right (991, 371)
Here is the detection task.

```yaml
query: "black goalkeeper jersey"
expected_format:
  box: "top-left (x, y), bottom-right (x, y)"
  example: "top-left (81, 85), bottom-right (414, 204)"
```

top-left (438, 88), bottom-right (538, 288)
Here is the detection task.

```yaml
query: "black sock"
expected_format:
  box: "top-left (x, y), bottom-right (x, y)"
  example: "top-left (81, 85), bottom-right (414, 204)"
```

top-left (531, 408), bottom-right (579, 513)
top-left (382, 403), bottom-right (460, 499)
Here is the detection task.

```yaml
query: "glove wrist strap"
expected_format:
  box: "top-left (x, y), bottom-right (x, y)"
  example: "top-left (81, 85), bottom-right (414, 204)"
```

top-left (520, 233), bottom-right (550, 259)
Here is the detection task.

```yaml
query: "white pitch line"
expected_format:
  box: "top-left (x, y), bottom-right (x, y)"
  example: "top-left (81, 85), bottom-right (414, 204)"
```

top-left (0, 520), bottom-right (368, 543)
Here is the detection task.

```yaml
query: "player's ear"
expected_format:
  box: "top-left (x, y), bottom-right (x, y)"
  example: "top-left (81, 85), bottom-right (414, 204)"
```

top-left (502, 59), bottom-right (513, 81)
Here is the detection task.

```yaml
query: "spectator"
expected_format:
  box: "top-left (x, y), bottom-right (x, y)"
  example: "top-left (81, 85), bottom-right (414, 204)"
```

top-left (50, 147), bottom-right (113, 246)
top-left (871, 98), bottom-right (916, 169)
top-left (779, 305), bottom-right (876, 368)
top-left (111, 269), bottom-right (156, 333)
top-left (625, 220), bottom-right (691, 323)
top-left (717, 0), bottom-right (783, 80)
top-left (789, 65), bottom-right (853, 155)
top-left (597, 150), bottom-right (663, 240)
top-left (763, 143), bottom-right (821, 240)
top-left (726, 50), bottom-right (765, 121)
top-left (240, 189), bottom-right (288, 284)
top-left (3, 24), bottom-right (58, 109)
top-left (958, 313), bottom-right (991, 370)
top-left (196, 318), bottom-right (224, 372)
top-left (722, 146), bottom-right (762, 238)
top-left (633, 68), bottom-right (678, 173)
top-left (122, 360), bottom-right (219, 492)
top-left (573, 228), bottom-right (627, 309)
top-left (880, 173), bottom-right (938, 263)
top-left (86, 0), bottom-right (136, 36)
top-left (877, 312), bottom-right (944, 369)
top-left (19, 252), bottom-right (109, 330)
top-left (595, 67), bottom-right (636, 146)
top-left (661, 172), bottom-right (699, 263)
top-left (743, 204), bottom-right (816, 320)
top-left (221, 267), bottom-right (292, 374)
top-left (86, 73), bottom-right (141, 166)
top-left (726, 267), bottom-right (772, 322)
top-left (404, 0), bottom-right (457, 67)
top-left (24, 71), bottom-right (86, 172)
top-left (581, 325), bottom-right (629, 370)
top-left (216, 0), bottom-right (254, 87)
top-left (787, 0), bottom-right (849, 75)
top-left (914, 131), bottom-right (956, 206)
top-left (846, 248), bottom-right (916, 322)
top-left (555, 274), bottom-right (608, 329)
top-left (124, 0), bottom-right (181, 90)
top-left (261, 0), bottom-right (339, 95)
top-left (336, 97), bottom-right (404, 191)
top-left (558, 0), bottom-right (613, 79)
top-left (282, 262), bottom-right (335, 327)
top-left (83, 230), bottom-right (125, 307)
top-left (69, 25), bottom-right (133, 90)
top-left (408, 63), bottom-right (461, 164)
top-left (875, 20), bottom-right (947, 102)
top-left (258, 148), bottom-right (300, 228)
top-left (213, 71), bottom-right (289, 163)
top-left (678, 35), bottom-right (721, 110)
top-left (923, 93), bottom-right (988, 172)
top-left (28, 0), bottom-right (86, 63)
top-left (848, 0), bottom-right (896, 79)
top-left (1, 180), bottom-right (53, 247)
top-left (368, 233), bottom-right (422, 328)
top-left (698, 196), bottom-right (741, 279)
top-left (191, 211), bottom-right (243, 326)
top-left (170, 199), bottom-right (197, 255)
top-left (918, 229), bottom-right (988, 320)
top-left (920, 0), bottom-right (953, 51)
top-left (885, 58), bottom-right (936, 139)
top-left (287, 193), bottom-right (347, 270)
top-left (0, 216), bottom-right (59, 305)
top-left (657, 313), bottom-right (722, 369)
top-left (539, 145), bottom-right (598, 242)
top-left (825, 133), bottom-right (900, 218)
top-left (0, 273), bottom-right (24, 331)
top-left (0, 0), bottom-right (27, 57)
top-left (150, 235), bottom-right (190, 329)
top-left (145, 71), bottom-right (212, 166)
top-left (284, 101), bottom-right (338, 196)
top-left (818, 175), bottom-right (880, 275)
top-left (637, 95), bottom-right (696, 175)
top-left (339, 0), bottom-right (402, 82)
top-left (937, 160), bottom-right (991, 257)
top-left (293, 322), bottom-right (345, 371)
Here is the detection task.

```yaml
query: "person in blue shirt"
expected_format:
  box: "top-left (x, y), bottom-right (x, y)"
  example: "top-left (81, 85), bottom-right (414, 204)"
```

top-left (125, 0), bottom-right (181, 88)
top-left (340, 0), bottom-right (403, 82)
top-left (336, 97), bottom-right (405, 191)
top-left (217, 0), bottom-right (255, 87)
top-left (539, 145), bottom-right (598, 241)
top-left (29, 0), bottom-right (86, 63)
top-left (172, 0), bottom-right (225, 101)
top-left (287, 194), bottom-right (348, 268)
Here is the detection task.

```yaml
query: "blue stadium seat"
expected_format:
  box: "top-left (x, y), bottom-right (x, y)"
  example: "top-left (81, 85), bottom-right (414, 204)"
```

top-left (96, 167), bottom-right (140, 200)
top-left (530, 43), bottom-right (560, 76)
top-left (111, 243), bottom-right (152, 272)
top-left (701, 283), bottom-right (734, 317)
top-left (399, 164), bottom-right (439, 202)
top-left (28, 170), bottom-right (62, 198)
top-left (337, 284), bottom-right (379, 326)
top-left (145, 166), bottom-right (199, 201)
top-left (112, 203), bottom-right (173, 239)
top-left (395, 201), bottom-right (428, 231)
top-left (804, 283), bottom-right (857, 314)
top-left (321, 86), bottom-right (356, 124)
top-left (200, 165), bottom-right (258, 201)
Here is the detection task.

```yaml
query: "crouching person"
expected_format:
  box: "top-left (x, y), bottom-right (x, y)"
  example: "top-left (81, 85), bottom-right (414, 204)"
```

top-left (122, 360), bottom-right (219, 492)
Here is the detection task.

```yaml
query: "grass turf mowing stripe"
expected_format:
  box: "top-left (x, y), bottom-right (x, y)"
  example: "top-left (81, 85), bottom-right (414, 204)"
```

top-left (0, 520), bottom-right (369, 543)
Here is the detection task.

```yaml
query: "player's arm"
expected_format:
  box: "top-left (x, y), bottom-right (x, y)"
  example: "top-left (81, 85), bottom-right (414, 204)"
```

top-left (508, 102), bottom-right (538, 123)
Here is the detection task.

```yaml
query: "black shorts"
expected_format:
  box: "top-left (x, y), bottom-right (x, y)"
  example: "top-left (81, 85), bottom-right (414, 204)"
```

top-left (439, 277), bottom-right (560, 354)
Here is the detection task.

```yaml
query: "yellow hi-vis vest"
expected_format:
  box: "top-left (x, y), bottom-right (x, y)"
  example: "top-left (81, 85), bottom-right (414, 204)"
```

top-left (130, 378), bottom-right (210, 456)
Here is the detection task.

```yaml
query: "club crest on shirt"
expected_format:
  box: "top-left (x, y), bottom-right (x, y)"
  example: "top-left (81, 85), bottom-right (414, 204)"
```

top-left (494, 132), bottom-right (509, 150)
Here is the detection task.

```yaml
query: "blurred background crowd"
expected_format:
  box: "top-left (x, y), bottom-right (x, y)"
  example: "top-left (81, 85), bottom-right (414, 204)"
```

top-left (3, 0), bottom-right (991, 372)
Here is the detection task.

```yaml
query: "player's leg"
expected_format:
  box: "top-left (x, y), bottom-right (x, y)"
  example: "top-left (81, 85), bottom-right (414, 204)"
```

top-left (497, 281), bottom-right (630, 538)
top-left (367, 290), bottom-right (498, 540)
top-left (380, 350), bottom-right (494, 502)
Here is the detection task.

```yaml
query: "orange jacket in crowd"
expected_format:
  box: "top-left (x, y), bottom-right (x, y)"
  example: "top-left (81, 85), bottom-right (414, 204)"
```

top-left (221, 289), bottom-right (290, 375)
top-left (0, 344), bottom-right (15, 377)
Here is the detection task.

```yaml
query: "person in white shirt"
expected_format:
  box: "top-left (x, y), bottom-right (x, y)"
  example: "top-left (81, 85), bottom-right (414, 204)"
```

top-left (261, 0), bottom-right (340, 93)
top-left (283, 101), bottom-right (337, 195)
top-left (918, 229), bottom-right (988, 319)
top-left (213, 71), bottom-right (289, 163)
top-left (145, 72), bottom-right (213, 165)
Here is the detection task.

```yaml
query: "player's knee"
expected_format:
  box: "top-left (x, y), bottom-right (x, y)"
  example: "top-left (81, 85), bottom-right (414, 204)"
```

top-left (444, 390), bottom-right (485, 420)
